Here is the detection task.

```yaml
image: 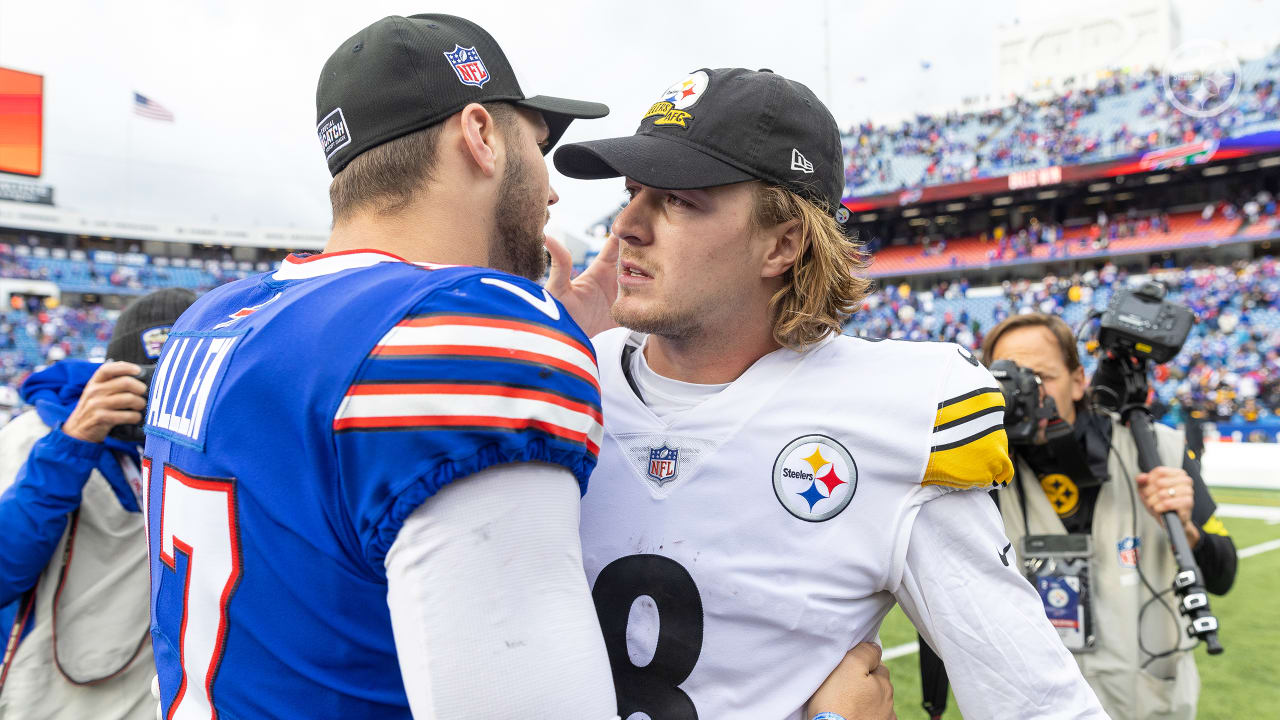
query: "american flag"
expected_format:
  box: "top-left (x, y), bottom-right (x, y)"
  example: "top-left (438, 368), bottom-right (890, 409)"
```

top-left (133, 92), bottom-right (174, 122)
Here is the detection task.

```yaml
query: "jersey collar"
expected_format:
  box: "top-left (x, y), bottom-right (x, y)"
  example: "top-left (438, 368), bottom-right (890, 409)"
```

top-left (271, 249), bottom-right (454, 281)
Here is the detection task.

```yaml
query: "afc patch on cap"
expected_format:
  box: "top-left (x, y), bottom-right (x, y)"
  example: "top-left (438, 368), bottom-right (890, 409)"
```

top-left (642, 70), bottom-right (710, 129)
top-left (444, 44), bottom-right (490, 88)
top-left (317, 108), bottom-right (352, 159)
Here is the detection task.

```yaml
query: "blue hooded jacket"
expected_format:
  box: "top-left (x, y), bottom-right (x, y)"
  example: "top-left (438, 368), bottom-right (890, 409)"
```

top-left (0, 360), bottom-right (141, 642)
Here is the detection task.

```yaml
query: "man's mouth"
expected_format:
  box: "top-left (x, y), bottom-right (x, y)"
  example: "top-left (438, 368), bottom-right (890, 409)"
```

top-left (619, 260), bottom-right (653, 279)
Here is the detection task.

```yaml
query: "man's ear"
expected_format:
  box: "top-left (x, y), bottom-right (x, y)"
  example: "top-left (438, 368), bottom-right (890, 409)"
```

top-left (1070, 364), bottom-right (1088, 402)
top-left (760, 219), bottom-right (802, 279)
top-left (457, 103), bottom-right (501, 177)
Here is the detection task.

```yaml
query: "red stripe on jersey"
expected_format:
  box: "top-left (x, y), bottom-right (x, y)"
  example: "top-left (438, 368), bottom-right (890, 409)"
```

top-left (345, 382), bottom-right (603, 424)
top-left (370, 345), bottom-right (599, 391)
top-left (333, 414), bottom-right (600, 456)
top-left (395, 314), bottom-right (593, 360)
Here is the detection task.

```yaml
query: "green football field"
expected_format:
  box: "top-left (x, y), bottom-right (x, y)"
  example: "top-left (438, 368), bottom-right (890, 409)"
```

top-left (877, 510), bottom-right (1280, 718)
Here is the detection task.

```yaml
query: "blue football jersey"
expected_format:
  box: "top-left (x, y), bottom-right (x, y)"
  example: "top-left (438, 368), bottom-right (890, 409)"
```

top-left (142, 250), bottom-right (602, 719)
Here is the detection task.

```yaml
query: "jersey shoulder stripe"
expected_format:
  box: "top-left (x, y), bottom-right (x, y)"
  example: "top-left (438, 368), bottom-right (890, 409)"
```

top-left (334, 379), bottom-right (603, 456)
top-left (923, 346), bottom-right (1014, 490)
top-left (369, 312), bottom-right (599, 391)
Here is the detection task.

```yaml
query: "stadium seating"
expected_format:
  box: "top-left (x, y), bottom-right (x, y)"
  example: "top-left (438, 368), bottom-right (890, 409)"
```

top-left (846, 257), bottom-right (1280, 438)
top-left (866, 211), bottom-right (1246, 277)
top-left (843, 51), bottom-right (1280, 197)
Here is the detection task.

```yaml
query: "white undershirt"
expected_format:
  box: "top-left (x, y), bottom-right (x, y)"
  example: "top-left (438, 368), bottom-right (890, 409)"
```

top-left (625, 335), bottom-right (1104, 718)
top-left (628, 336), bottom-right (730, 421)
top-left (384, 463), bottom-right (619, 719)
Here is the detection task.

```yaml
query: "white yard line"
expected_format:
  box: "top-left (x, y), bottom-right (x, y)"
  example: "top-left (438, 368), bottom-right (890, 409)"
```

top-left (883, 641), bottom-right (919, 661)
top-left (1214, 503), bottom-right (1280, 524)
top-left (1240, 538), bottom-right (1280, 559)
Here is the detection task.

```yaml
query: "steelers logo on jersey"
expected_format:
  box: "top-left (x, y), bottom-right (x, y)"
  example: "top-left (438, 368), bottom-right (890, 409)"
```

top-left (1040, 472), bottom-right (1079, 517)
top-left (772, 435), bottom-right (857, 522)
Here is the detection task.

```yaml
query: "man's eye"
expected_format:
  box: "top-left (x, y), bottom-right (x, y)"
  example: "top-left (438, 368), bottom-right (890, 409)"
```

top-left (667, 193), bottom-right (691, 208)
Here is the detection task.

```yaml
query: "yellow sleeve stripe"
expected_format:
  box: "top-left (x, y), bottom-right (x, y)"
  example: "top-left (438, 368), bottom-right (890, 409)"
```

top-left (1201, 515), bottom-right (1229, 537)
top-left (924, 425), bottom-right (1014, 490)
top-left (935, 389), bottom-right (1004, 429)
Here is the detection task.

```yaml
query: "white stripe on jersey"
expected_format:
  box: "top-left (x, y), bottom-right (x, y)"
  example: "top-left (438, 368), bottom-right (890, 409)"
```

top-left (931, 412), bottom-right (1005, 449)
top-left (376, 324), bottom-right (598, 380)
top-left (334, 391), bottom-right (604, 447)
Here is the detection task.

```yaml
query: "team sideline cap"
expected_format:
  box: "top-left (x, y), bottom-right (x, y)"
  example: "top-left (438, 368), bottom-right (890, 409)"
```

top-left (554, 68), bottom-right (853, 233)
top-left (316, 14), bottom-right (609, 176)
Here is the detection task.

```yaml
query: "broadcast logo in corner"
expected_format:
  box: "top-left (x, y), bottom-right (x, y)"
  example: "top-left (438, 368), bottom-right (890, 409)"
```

top-left (1162, 39), bottom-right (1241, 119)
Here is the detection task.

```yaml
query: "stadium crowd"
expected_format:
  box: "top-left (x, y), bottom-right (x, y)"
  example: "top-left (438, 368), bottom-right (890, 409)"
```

top-left (4, 249), bottom-right (1278, 440)
top-left (847, 256), bottom-right (1280, 438)
top-left (842, 46), bottom-right (1280, 196)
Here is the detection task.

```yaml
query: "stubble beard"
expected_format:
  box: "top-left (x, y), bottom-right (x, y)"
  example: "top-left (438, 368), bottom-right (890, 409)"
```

top-left (489, 146), bottom-right (547, 282)
top-left (610, 286), bottom-right (701, 341)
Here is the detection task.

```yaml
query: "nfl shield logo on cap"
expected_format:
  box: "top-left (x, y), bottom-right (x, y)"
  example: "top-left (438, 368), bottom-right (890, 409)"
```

top-left (444, 44), bottom-right (490, 87)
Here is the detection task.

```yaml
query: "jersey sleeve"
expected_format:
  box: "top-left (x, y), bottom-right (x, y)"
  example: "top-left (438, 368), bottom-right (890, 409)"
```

top-left (922, 344), bottom-right (1014, 490)
top-left (333, 271), bottom-right (603, 572)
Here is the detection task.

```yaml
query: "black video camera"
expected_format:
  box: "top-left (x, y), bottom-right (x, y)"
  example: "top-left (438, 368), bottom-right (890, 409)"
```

top-left (107, 363), bottom-right (156, 446)
top-left (1096, 281), bottom-right (1194, 364)
top-left (989, 359), bottom-right (1060, 444)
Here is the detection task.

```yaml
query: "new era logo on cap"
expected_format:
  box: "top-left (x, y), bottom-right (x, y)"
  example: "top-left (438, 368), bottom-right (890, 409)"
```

top-left (791, 148), bottom-right (814, 174)
top-left (317, 108), bottom-right (352, 159)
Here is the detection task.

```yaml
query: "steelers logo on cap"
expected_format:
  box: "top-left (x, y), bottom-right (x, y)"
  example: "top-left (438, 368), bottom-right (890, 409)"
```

top-left (773, 434), bottom-right (857, 522)
top-left (641, 70), bottom-right (710, 128)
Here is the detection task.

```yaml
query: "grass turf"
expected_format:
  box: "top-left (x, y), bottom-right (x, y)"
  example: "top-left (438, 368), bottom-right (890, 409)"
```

top-left (878, 515), bottom-right (1280, 718)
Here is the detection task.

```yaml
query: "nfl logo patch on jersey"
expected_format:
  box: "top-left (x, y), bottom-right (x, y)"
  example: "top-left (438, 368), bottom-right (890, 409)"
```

top-left (443, 44), bottom-right (490, 88)
top-left (648, 445), bottom-right (679, 485)
top-left (773, 434), bottom-right (857, 522)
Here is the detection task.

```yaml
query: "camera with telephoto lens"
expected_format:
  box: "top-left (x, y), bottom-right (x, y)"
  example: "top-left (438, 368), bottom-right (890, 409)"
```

top-left (1096, 281), bottom-right (1194, 363)
top-left (989, 359), bottom-right (1060, 444)
top-left (107, 363), bottom-right (156, 445)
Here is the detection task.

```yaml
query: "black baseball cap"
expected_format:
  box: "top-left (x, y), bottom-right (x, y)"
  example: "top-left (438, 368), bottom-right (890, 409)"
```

top-left (316, 14), bottom-right (609, 176)
top-left (553, 68), bottom-right (853, 232)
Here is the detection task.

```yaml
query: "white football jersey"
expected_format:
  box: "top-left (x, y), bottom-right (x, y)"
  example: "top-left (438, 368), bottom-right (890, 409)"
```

top-left (580, 329), bottom-right (1013, 720)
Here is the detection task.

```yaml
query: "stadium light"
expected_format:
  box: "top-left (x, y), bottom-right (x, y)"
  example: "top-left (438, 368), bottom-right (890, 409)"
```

top-left (902, 208), bottom-right (921, 218)
top-left (1145, 174), bottom-right (1171, 184)
top-left (1201, 165), bottom-right (1231, 176)
top-left (992, 196), bottom-right (1013, 206)
top-left (1085, 196), bottom-right (1104, 204)
top-left (1257, 156), bottom-right (1280, 168)
top-left (945, 202), bottom-right (966, 212)
top-left (1035, 190), bottom-right (1059, 199)
top-left (859, 213), bottom-right (878, 222)
top-left (1088, 182), bottom-right (1111, 192)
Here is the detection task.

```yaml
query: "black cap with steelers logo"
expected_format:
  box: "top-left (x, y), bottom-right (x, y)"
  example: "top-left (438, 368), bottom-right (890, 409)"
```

top-left (316, 14), bottom-right (609, 176)
top-left (553, 67), bottom-right (852, 233)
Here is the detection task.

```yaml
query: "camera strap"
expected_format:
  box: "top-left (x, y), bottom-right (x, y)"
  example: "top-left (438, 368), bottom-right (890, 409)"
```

top-left (50, 509), bottom-right (150, 687)
top-left (1044, 418), bottom-right (1104, 489)
top-left (0, 589), bottom-right (36, 698)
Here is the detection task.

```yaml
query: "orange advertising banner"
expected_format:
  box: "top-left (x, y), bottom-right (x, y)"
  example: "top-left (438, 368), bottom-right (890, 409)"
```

top-left (0, 67), bottom-right (43, 177)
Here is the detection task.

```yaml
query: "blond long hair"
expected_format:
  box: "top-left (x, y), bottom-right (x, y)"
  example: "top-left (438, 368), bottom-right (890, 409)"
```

top-left (752, 184), bottom-right (872, 350)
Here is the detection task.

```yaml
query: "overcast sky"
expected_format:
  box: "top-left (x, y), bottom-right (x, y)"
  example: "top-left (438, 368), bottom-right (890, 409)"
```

top-left (2, 0), bottom-right (1279, 244)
